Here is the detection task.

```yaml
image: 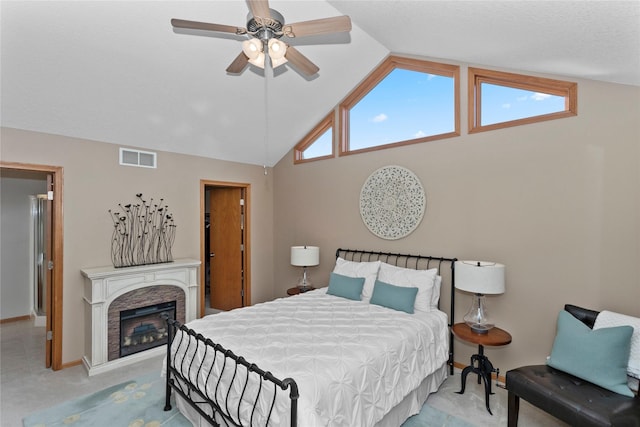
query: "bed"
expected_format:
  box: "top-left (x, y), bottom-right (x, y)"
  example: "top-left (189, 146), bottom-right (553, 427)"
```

top-left (162, 248), bottom-right (457, 427)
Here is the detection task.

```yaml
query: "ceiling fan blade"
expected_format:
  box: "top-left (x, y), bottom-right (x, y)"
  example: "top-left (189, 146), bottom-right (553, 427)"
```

top-left (171, 18), bottom-right (246, 35)
top-left (247, 0), bottom-right (271, 20)
top-left (282, 15), bottom-right (351, 38)
top-left (285, 46), bottom-right (319, 77)
top-left (226, 52), bottom-right (249, 74)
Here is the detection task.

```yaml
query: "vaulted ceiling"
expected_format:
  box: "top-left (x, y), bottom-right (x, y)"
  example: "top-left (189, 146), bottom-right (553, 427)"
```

top-left (2, 1), bottom-right (638, 167)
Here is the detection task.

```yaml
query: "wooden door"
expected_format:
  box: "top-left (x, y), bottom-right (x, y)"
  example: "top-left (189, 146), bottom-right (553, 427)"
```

top-left (209, 187), bottom-right (244, 311)
top-left (1, 162), bottom-right (63, 370)
top-left (44, 174), bottom-right (53, 368)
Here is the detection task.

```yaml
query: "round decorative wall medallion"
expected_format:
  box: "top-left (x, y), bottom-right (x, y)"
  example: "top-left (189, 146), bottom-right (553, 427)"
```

top-left (359, 165), bottom-right (426, 240)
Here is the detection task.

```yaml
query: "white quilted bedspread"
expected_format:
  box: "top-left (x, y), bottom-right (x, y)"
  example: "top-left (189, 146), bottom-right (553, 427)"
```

top-left (171, 288), bottom-right (449, 427)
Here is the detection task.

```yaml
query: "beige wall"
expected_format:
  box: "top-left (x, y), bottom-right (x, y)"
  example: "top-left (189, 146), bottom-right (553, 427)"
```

top-left (0, 128), bottom-right (275, 365)
top-left (272, 71), bottom-right (640, 372)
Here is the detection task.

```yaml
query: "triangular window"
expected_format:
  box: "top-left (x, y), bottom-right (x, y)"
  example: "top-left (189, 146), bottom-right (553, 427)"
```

top-left (294, 113), bottom-right (334, 164)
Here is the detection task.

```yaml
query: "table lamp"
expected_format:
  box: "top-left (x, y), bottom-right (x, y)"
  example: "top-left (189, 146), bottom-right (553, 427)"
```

top-left (290, 246), bottom-right (319, 291)
top-left (455, 260), bottom-right (505, 334)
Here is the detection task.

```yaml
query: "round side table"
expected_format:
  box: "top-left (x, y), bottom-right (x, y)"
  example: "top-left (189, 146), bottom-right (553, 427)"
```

top-left (452, 323), bottom-right (512, 415)
top-left (286, 286), bottom-right (315, 296)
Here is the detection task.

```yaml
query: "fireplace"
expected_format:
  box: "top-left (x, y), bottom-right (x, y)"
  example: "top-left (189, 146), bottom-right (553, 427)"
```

top-left (107, 285), bottom-right (185, 361)
top-left (81, 259), bottom-right (200, 376)
top-left (120, 301), bottom-right (175, 358)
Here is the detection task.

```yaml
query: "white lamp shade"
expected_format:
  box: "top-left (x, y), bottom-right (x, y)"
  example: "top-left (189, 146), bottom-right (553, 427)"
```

top-left (269, 54), bottom-right (288, 68)
top-left (291, 246), bottom-right (320, 267)
top-left (242, 39), bottom-right (262, 59)
top-left (248, 52), bottom-right (265, 68)
top-left (242, 39), bottom-right (265, 68)
top-left (268, 39), bottom-right (287, 59)
top-left (455, 261), bottom-right (505, 295)
top-left (267, 39), bottom-right (288, 68)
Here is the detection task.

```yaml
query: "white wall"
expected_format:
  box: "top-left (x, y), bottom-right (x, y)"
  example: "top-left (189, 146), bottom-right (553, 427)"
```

top-left (0, 174), bottom-right (47, 319)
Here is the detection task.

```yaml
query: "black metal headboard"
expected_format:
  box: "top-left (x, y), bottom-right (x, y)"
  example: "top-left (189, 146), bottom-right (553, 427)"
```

top-left (336, 248), bottom-right (457, 374)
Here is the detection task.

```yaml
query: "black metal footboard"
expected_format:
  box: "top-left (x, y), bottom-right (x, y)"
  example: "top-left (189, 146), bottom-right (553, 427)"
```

top-left (161, 313), bottom-right (299, 427)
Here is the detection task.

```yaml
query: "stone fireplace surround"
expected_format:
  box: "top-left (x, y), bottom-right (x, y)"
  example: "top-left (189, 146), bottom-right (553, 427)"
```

top-left (81, 259), bottom-right (200, 376)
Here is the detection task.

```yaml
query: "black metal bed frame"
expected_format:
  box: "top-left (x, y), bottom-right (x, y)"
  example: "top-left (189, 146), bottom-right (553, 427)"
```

top-left (162, 248), bottom-right (457, 427)
top-left (162, 314), bottom-right (299, 427)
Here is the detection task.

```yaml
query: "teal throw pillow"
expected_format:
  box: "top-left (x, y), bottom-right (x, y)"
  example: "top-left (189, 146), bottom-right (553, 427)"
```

top-left (370, 280), bottom-right (418, 314)
top-left (547, 310), bottom-right (633, 397)
top-left (327, 272), bottom-right (365, 301)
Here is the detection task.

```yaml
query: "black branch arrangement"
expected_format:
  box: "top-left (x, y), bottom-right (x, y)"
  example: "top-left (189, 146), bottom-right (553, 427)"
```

top-left (108, 193), bottom-right (176, 268)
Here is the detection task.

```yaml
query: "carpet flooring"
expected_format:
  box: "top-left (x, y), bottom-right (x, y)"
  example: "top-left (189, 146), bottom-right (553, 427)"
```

top-left (2, 318), bottom-right (566, 427)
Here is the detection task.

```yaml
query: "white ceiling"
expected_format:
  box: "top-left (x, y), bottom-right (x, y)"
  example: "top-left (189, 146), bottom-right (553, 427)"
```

top-left (2, 1), bottom-right (639, 167)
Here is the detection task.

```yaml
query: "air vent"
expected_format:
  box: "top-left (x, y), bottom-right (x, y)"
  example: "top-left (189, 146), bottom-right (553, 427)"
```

top-left (119, 148), bottom-right (157, 168)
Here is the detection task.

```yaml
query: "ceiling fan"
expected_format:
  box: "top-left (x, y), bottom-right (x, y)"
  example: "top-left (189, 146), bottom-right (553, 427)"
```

top-left (171, 0), bottom-right (352, 77)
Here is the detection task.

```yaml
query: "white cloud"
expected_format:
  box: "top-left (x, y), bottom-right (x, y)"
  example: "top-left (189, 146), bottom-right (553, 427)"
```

top-left (502, 103), bottom-right (512, 109)
top-left (531, 92), bottom-right (552, 101)
top-left (517, 95), bottom-right (528, 102)
top-left (371, 113), bottom-right (388, 123)
top-left (414, 130), bottom-right (426, 138)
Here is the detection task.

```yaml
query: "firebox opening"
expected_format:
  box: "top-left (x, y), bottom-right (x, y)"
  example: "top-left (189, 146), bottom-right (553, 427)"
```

top-left (120, 301), bottom-right (176, 358)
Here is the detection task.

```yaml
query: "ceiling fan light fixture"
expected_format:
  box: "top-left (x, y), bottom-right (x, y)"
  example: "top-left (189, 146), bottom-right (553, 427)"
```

top-left (268, 39), bottom-right (286, 58)
top-left (242, 39), bottom-right (263, 59)
top-left (248, 52), bottom-right (266, 68)
top-left (268, 38), bottom-right (288, 68)
top-left (270, 55), bottom-right (288, 68)
top-left (242, 39), bottom-right (265, 68)
top-left (172, 1), bottom-right (352, 77)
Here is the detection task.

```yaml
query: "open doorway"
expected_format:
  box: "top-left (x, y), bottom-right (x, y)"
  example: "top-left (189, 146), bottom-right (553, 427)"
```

top-left (200, 180), bottom-right (251, 317)
top-left (0, 162), bottom-right (63, 370)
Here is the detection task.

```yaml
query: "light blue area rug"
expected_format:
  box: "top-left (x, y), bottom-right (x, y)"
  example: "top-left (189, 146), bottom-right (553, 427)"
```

top-left (401, 403), bottom-right (475, 427)
top-left (24, 373), bottom-right (472, 427)
top-left (23, 372), bottom-right (191, 427)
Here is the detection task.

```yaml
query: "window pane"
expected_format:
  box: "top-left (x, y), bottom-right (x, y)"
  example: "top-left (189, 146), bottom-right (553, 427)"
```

top-left (302, 128), bottom-right (332, 159)
top-left (480, 83), bottom-right (566, 126)
top-left (349, 68), bottom-right (455, 151)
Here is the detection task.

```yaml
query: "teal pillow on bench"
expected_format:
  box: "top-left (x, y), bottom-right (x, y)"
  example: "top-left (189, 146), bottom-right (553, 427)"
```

top-left (547, 310), bottom-right (634, 397)
top-left (370, 280), bottom-right (418, 314)
top-left (327, 272), bottom-right (365, 301)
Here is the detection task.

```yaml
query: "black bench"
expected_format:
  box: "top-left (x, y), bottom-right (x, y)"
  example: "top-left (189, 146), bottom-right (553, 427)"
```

top-left (506, 304), bottom-right (640, 427)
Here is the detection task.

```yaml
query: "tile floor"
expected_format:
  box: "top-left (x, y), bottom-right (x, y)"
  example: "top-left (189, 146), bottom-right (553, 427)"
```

top-left (1, 318), bottom-right (566, 426)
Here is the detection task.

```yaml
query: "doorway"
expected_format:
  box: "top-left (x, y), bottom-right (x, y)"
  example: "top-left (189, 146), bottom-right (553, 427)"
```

top-left (200, 180), bottom-right (251, 316)
top-left (0, 161), bottom-right (63, 370)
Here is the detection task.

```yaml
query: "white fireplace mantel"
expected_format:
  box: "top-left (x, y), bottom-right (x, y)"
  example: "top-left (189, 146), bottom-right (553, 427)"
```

top-left (81, 258), bottom-right (200, 376)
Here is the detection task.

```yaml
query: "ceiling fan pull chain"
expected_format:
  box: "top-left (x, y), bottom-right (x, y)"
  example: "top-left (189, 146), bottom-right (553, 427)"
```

top-left (263, 59), bottom-right (269, 175)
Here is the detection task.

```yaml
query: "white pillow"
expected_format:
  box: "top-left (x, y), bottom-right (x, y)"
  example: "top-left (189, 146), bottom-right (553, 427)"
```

top-left (594, 310), bottom-right (640, 392)
top-left (377, 263), bottom-right (438, 312)
top-left (333, 258), bottom-right (381, 303)
top-left (433, 275), bottom-right (442, 309)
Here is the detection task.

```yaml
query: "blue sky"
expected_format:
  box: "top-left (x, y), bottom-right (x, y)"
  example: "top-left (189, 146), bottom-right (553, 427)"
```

top-left (480, 84), bottom-right (565, 125)
top-left (303, 68), bottom-right (565, 158)
top-left (350, 68), bottom-right (455, 150)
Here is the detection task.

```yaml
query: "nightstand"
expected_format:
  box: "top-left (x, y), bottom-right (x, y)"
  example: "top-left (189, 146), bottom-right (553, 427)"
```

top-left (452, 322), bottom-right (512, 415)
top-left (286, 286), bottom-right (315, 296)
